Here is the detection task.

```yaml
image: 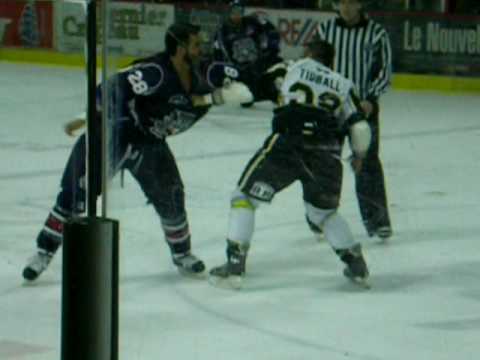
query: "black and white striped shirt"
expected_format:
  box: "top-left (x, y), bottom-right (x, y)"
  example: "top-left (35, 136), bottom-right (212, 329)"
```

top-left (316, 16), bottom-right (392, 101)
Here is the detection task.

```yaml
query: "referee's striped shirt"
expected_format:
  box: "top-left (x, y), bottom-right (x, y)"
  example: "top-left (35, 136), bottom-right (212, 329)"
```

top-left (316, 16), bottom-right (392, 101)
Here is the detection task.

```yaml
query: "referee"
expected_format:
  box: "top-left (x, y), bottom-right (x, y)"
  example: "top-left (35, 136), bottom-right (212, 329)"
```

top-left (316, 0), bottom-right (392, 240)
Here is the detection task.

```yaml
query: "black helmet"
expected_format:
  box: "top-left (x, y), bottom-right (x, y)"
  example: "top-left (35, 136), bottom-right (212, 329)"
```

top-left (165, 23), bottom-right (200, 56)
top-left (229, 0), bottom-right (245, 8)
top-left (228, 0), bottom-right (245, 14)
top-left (304, 38), bottom-right (335, 68)
top-left (332, 0), bottom-right (370, 9)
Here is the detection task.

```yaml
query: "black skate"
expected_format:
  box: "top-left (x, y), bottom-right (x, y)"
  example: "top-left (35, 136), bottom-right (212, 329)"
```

top-left (375, 226), bottom-right (392, 243)
top-left (172, 252), bottom-right (205, 278)
top-left (367, 224), bottom-right (393, 243)
top-left (336, 244), bottom-right (370, 289)
top-left (209, 240), bottom-right (249, 290)
top-left (23, 250), bottom-right (53, 282)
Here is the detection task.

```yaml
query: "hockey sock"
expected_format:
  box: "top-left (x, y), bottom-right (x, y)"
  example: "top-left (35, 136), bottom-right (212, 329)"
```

top-left (161, 215), bottom-right (191, 254)
top-left (37, 206), bottom-right (69, 254)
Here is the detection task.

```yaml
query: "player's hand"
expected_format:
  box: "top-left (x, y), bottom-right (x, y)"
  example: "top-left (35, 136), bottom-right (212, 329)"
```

top-left (360, 100), bottom-right (374, 117)
top-left (64, 118), bottom-right (86, 137)
top-left (192, 81), bottom-right (253, 107)
top-left (212, 81), bottom-right (253, 106)
top-left (266, 61), bottom-right (290, 90)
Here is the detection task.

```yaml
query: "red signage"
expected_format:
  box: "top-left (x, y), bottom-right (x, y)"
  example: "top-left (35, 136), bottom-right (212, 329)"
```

top-left (0, 0), bottom-right (53, 48)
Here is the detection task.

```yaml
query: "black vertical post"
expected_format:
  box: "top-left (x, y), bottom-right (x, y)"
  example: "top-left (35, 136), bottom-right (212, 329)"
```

top-left (111, 220), bottom-right (119, 360)
top-left (86, 0), bottom-right (98, 217)
top-left (61, 218), bottom-right (119, 360)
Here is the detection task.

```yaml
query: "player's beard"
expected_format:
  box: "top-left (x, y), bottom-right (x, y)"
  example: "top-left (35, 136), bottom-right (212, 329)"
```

top-left (184, 52), bottom-right (200, 67)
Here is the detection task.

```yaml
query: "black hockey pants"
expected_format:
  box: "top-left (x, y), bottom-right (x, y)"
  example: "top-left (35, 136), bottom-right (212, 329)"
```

top-left (354, 104), bottom-right (391, 235)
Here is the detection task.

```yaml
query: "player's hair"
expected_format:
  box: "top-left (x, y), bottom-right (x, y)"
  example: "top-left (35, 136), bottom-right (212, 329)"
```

top-left (229, 0), bottom-right (245, 9)
top-left (228, 0), bottom-right (245, 16)
top-left (165, 23), bottom-right (201, 56)
top-left (305, 39), bottom-right (335, 68)
top-left (332, 0), bottom-right (366, 4)
top-left (332, 0), bottom-right (367, 10)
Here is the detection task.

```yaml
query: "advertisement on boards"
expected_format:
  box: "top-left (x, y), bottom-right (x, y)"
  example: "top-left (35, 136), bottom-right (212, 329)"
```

top-left (0, 0), bottom-right (53, 48)
top-left (55, 1), bottom-right (175, 57)
top-left (246, 8), bottom-right (334, 59)
top-left (372, 13), bottom-right (480, 76)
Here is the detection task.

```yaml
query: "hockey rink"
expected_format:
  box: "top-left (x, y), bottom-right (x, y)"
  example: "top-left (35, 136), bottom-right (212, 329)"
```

top-left (1, 61), bottom-right (479, 360)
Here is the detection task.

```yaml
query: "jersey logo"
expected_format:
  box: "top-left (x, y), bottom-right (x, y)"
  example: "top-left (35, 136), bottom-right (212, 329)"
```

top-left (232, 37), bottom-right (258, 64)
top-left (249, 182), bottom-right (274, 202)
top-left (149, 110), bottom-right (196, 138)
top-left (169, 95), bottom-right (189, 106)
top-left (224, 66), bottom-right (239, 79)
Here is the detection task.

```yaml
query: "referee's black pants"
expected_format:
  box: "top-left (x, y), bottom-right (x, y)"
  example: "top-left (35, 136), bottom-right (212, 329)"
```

top-left (355, 103), bottom-right (391, 235)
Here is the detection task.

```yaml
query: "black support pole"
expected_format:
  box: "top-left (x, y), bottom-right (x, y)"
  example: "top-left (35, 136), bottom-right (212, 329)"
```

top-left (86, 0), bottom-right (98, 217)
top-left (61, 218), bottom-right (119, 360)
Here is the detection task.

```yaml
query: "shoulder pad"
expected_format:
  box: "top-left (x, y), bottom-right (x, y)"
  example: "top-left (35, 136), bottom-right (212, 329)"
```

top-left (127, 63), bottom-right (164, 95)
top-left (206, 62), bottom-right (240, 88)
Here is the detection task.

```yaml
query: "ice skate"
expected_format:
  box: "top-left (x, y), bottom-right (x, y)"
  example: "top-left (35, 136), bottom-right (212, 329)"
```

top-left (368, 223), bottom-right (393, 243)
top-left (375, 226), bottom-right (392, 243)
top-left (337, 244), bottom-right (371, 289)
top-left (209, 240), bottom-right (249, 290)
top-left (172, 252), bottom-right (206, 278)
top-left (22, 250), bottom-right (53, 282)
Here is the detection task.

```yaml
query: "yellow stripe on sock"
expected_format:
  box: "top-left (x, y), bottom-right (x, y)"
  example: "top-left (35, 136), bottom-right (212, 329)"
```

top-left (232, 199), bottom-right (255, 210)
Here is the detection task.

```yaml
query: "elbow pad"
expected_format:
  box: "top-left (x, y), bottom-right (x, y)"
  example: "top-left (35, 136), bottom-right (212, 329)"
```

top-left (350, 120), bottom-right (371, 157)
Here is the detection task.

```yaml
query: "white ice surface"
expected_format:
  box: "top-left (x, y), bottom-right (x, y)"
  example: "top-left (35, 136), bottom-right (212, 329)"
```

top-left (1, 62), bottom-right (480, 360)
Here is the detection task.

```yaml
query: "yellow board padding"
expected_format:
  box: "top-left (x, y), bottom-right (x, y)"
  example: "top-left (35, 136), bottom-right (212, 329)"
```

top-left (392, 73), bottom-right (480, 94)
top-left (1, 48), bottom-right (480, 93)
top-left (0, 48), bottom-right (135, 69)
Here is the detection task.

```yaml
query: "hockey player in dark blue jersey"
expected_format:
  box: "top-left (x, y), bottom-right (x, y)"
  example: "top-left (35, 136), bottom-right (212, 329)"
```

top-left (213, 0), bottom-right (283, 106)
top-left (22, 22), bottom-right (253, 282)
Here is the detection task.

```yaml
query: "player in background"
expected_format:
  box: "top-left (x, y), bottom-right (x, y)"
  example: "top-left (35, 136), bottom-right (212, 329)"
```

top-left (316, 0), bottom-right (393, 241)
top-left (22, 23), bottom-right (253, 282)
top-left (209, 39), bottom-right (372, 290)
top-left (213, 0), bottom-right (283, 106)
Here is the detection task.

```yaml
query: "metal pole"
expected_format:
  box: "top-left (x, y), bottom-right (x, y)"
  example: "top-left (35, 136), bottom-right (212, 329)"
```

top-left (405, 0), bottom-right (411, 11)
top-left (86, 0), bottom-right (98, 217)
top-left (101, 0), bottom-right (109, 218)
top-left (99, 3), bottom-right (119, 359)
top-left (442, 0), bottom-right (450, 13)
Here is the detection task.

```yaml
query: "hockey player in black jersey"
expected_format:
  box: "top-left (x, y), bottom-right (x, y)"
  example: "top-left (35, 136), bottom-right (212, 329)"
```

top-left (209, 39), bottom-right (372, 289)
top-left (22, 22), bottom-right (253, 282)
top-left (213, 0), bottom-right (283, 105)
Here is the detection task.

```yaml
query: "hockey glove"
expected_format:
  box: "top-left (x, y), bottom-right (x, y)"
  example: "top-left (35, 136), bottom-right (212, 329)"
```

top-left (209, 81), bottom-right (254, 106)
top-left (348, 154), bottom-right (364, 174)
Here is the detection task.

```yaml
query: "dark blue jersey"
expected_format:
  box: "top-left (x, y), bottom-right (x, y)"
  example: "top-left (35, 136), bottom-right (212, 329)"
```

top-left (98, 52), bottom-right (216, 143)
